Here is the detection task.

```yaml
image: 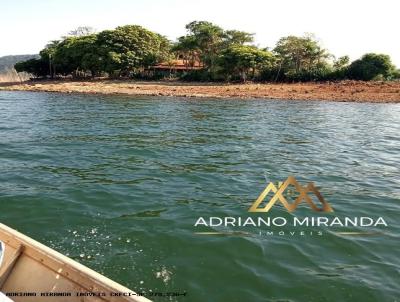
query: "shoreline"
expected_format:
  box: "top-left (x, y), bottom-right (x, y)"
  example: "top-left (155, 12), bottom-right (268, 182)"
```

top-left (1, 80), bottom-right (400, 103)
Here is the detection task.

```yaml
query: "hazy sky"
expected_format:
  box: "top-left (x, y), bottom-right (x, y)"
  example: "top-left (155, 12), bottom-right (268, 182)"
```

top-left (1, 0), bottom-right (399, 66)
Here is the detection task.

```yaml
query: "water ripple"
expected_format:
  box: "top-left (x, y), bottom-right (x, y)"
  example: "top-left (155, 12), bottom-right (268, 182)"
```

top-left (1, 91), bottom-right (400, 301)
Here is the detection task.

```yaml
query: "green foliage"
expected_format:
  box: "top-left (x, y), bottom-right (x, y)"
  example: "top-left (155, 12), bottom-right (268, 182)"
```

top-left (258, 65), bottom-right (282, 82)
top-left (218, 45), bottom-right (274, 81)
top-left (274, 35), bottom-right (329, 70)
top-left (392, 69), bottom-right (400, 79)
top-left (172, 35), bottom-right (200, 68)
top-left (175, 21), bottom-right (255, 79)
top-left (346, 53), bottom-right (396, 80)
top-left (181, 21), bottom-right (225, 76)
top-left (328, 56), bottom-right (350, 80)
top-left (13, 21), bottom-right (398, 82)
top-left (14, 25), bottom-right (170, 78)
top-left (180, 70), bottom-right (212, 82)
top-left (224, 30), bottom-right (254, 46)
top-left (14, 58), bottom-right (48, 77)
top-left (96, 25), bottom-right (171, 76)
top-left (53, 35), bottom-right (98, 76)
top-left (272, 34), bottom-right (331, 81)
top-left (284, 65), bottom-right (334, 82)
top-left (333, 55), bottom-right (350, 70)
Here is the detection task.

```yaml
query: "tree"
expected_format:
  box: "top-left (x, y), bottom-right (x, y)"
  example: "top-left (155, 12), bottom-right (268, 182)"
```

top-left (96, 25), bottom-right (171, 76)
top-left (224, 30), bottom-right (254, 45)
top-left (14, 41), bottom-right (59, 78)
top-left (176, 21), bottom-right (255, 79)
top-left (67, 26), bottom-right (96, 37)
top-left (14, 21), bottom-right (398, 83)
top-left (39, 41), bottom-right (60, 78)
top-left (273, 34), bottom-right (330, 81)
top-left (183, 21), bottom-right (225, 75)
top-left (346, 53), bottom-right (396, 80)
top-left (53, 35), bottom-right (100, 76)
top-left (218, 45), bottom-right (274, 81)
top-left (328, 55), bottom-right (350, 80)
top-left (14, 58), bottom-right (48, 78)
top-left (333, 55), bottom-right (350, 70)
top-left (14, 25), bottom-right (171, 79)
top-left (172, 36), bottom-right (200, 68)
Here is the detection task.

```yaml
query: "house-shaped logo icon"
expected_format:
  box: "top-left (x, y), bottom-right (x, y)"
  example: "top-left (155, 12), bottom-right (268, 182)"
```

top-left (249, 176), bottom-right (333, 213)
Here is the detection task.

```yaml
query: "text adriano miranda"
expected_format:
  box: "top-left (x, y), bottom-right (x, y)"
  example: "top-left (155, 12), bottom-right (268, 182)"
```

top-left (194, 216), bottom-right (387, 227)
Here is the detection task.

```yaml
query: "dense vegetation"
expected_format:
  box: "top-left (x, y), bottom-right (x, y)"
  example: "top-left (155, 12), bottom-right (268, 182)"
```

top-left (14, 23), bottom-right (400, 82)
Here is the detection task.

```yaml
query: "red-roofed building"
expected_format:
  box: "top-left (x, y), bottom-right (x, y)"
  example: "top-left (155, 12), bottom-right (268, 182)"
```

top-left (151, 59), bottom-right (204, 71)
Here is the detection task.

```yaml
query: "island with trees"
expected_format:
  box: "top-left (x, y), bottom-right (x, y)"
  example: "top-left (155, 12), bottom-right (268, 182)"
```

top-left (1, 22), bottom-right (400, 102)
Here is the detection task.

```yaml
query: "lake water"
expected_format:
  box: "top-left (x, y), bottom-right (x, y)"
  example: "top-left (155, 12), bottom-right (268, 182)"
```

top-left (0, 91), bottom-right (399, 302)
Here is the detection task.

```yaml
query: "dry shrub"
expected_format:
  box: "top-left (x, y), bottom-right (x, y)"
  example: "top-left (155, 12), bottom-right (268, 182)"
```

top-left (0, 68), bottom-right (31, 82)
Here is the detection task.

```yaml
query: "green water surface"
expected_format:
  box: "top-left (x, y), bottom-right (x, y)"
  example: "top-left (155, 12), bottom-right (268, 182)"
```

top-left (0, 91), bottom-right (399, 302)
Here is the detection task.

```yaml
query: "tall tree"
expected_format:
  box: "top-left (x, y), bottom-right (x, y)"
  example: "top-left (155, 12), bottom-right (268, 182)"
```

top-left (274, 34), bottom-right (330, 79)
top-left (176, 21), bottom-right (255, 78)
top-left (53, 35), bottom-right (100, 76)
top-left (333, 55), bottom-right (350, 70)
top-left (224, 30), bottom-right (254, 45)
top-left (172, 36), bottom-right (200, 68)
top-left (218, 45), bottom-right (274, 82)
top-left (67, 26), bottom-right (96, 37)
top-left (96, 25), bottom-right (171, 76)
top-left (183, 21), bottom-right (225, 75)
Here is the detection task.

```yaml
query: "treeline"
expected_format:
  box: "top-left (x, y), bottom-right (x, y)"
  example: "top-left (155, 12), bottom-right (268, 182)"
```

top-left (15, 22), bottom-right (400, 82)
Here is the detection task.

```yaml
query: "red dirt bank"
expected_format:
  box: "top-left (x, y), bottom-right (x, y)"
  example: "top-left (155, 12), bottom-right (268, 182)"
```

top-left (1, 80), bottom-right (399, 103)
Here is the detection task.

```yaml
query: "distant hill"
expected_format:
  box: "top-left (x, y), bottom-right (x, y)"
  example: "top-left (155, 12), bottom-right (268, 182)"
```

top-left (0, 54), bottom-right (39, 82)
top-left (0, 54), bottom-right (39, 72)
